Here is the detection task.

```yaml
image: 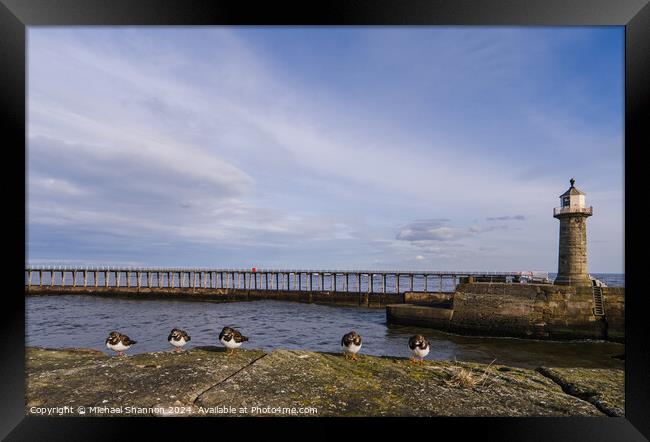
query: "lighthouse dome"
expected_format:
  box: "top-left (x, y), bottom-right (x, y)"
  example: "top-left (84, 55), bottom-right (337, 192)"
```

top-left (559, 178), bottom-right (586, 208)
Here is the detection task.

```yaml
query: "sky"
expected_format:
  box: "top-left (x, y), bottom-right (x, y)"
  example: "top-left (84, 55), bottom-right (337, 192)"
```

top-left (26, 27), bottom-right (624, 272)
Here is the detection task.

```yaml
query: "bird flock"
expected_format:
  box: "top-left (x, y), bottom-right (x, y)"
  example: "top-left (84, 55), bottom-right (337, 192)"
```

top-left (105, 328), bottom-right (431, 363)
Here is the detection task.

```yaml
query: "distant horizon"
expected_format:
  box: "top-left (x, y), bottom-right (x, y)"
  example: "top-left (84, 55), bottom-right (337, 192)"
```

top-left (26, 27), bottom-right (624, 273)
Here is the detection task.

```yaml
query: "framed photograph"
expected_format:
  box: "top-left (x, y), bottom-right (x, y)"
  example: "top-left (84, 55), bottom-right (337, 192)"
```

top-left (2, 0), bottom-right (648, 439)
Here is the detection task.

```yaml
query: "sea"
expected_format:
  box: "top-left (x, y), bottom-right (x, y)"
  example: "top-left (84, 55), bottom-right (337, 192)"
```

top-left (26, 291), bottom-right (624, 370)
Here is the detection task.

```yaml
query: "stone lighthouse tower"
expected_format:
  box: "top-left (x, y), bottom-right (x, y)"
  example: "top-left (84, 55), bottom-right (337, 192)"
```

top-left (553, 178), bottom-right (593, 286)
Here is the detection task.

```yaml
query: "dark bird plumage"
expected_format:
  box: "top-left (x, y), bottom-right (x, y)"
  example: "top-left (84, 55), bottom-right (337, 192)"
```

top-left (341, 331), bottom-right (362, 348)
top-left (168, 328), bottom-right (191, 352)
top-left (408, 335), bottom-right (429, 351)
top-left (168, 328), bottom-right (191, 343)
top-left (219, 327), bottom-right (248, 355)
top-left (105, 331), bottom-right (137, 346)
top-left (341, 331), bottom-right (362, 360)
top-left (408, 335), bottom-right (430, 364)
top-left (219, 326), bottom-right (248, 343)
top-left (105, 331), bottom-right (137, 356)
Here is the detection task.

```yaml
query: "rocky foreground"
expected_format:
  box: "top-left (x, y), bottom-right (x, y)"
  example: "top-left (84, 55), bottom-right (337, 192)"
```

top-left (25, 346), bottom-right (623, 417)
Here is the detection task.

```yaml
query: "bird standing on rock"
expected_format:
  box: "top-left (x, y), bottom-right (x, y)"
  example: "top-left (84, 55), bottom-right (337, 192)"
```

top-left (341, 331), bottom-right (362, 361)
top-left (219, 327), bottom-right (248, 356)
top-left (105, 331), bottom-right (137, 356)
top-left (168, 328), bottom-right (191, 352)
top-left (408, 335), bottom-right (430, 364)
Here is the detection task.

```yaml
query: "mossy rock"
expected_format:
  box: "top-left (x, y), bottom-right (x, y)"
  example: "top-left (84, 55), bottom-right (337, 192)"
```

top-left (26, 347), bottom-right (621, 417)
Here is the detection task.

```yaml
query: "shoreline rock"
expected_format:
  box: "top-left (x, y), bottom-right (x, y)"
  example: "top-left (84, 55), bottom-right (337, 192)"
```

top-left (26, 346), bottom-right (623, 417)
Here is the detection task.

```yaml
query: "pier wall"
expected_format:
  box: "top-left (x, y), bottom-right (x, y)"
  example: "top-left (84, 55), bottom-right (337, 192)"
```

top-left (601, 287), bottom-right (625, 342)
top-left (387, 283), bottom-right (624, 342)
top-left (24, 286), bottom-right (405, 308)
top-left (403, 291), bottom-right (453, 306)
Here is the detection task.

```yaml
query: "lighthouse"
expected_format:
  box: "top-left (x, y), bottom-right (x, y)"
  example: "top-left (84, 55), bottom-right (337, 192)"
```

top-left (553, 178), bottom-right (593, 287)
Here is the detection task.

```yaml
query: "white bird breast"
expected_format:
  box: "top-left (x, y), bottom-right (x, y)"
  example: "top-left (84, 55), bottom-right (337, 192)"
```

top-left (412, 346), bottom-right (430, 358)
top-left (107, 341), bottom-right (130, 352)
top-left (343, 342), bottom-right (362, 354)
top-left (170, 337), bottom-right (187, 347)
top-left (221, 337), bottom-right (242, 349)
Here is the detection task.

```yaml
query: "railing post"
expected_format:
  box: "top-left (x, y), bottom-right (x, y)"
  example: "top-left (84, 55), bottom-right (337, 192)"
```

top-left (396, 274), bottom-right (400, 294)
top-left (383, 274), bottom-right (386, 294)
top-left (424, 275), bottom-right (428, 292)
top-left (39, 270), bottom-right (43, 287)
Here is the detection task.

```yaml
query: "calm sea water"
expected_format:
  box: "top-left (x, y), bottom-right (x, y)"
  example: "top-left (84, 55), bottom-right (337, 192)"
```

top-left (549, 273), bottom-right (624, 287)
top-left (26, 295), bottom-right (623, 369)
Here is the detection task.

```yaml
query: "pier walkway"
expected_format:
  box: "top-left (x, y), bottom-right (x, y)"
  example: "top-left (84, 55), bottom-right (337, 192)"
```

top-left (25, 266), bottom-right (537, 294)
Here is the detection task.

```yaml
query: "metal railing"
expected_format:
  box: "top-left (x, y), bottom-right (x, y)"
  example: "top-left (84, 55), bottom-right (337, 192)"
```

top-left (25, 266), bottom-right (544, 294)
top-left (553, 206), bottom-right (593, 216)
top-left (24, 265), bottom-right (533, 277)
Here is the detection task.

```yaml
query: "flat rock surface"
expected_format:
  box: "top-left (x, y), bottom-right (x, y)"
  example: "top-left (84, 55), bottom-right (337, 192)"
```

top-left (26, 346), bottom-right (265, 416)
top-left (26, 347), bottom-right (622, 417)
top-left (537, 367), bottom-right (625, 416)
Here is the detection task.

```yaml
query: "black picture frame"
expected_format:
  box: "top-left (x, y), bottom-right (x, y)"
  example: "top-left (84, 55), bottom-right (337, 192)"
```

top-left (2, 0), bottom-right (648, 439)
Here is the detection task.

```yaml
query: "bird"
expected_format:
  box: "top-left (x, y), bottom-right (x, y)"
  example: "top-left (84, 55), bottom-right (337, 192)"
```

top-left (168, 328), bottom-right (191, 352)
top-left (105, 331), bottom-right (137, 356)
top-left (408, 335), bottom-right (430, 365)
top-left (341, 331), bottom-right (362, 360)
top-left (219, 326), bottom-right (248, 356)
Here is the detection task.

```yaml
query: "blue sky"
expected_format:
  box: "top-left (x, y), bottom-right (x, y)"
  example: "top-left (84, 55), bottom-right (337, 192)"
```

top-left (26, 27), bottom-right (624, 272)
